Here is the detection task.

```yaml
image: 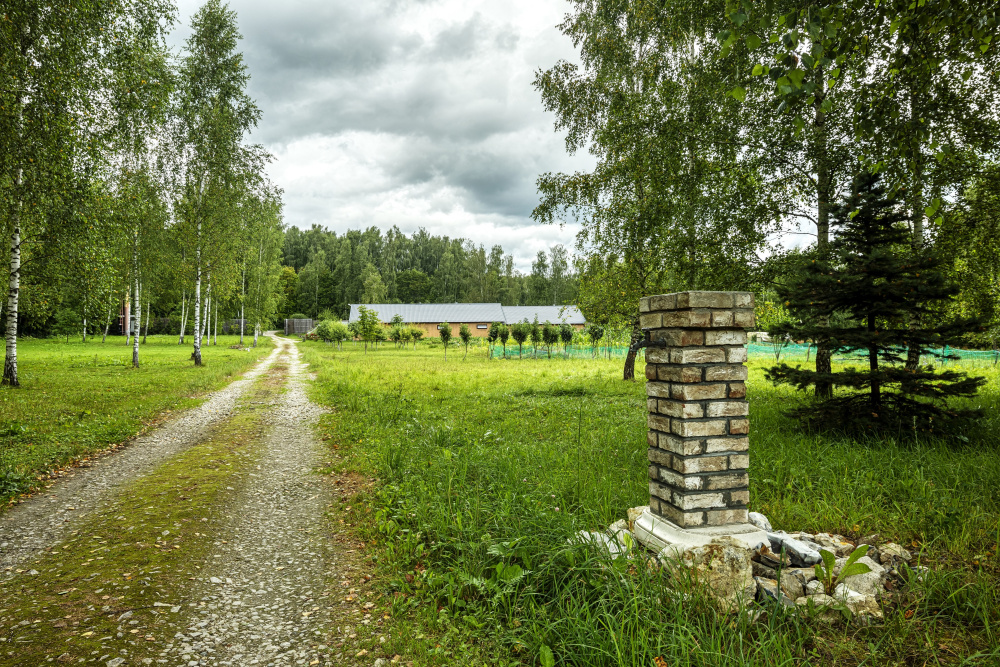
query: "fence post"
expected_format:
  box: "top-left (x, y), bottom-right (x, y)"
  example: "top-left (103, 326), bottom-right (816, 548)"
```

top-left (632, 291), bottom-right (767, 554)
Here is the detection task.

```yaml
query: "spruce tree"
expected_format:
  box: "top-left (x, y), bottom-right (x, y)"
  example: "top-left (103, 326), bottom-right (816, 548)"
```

top-left (766, 174), bottom-right (985, 435)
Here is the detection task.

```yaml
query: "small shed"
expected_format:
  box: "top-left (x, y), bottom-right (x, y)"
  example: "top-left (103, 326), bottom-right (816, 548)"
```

top-left (284, 318), bottom-right (314, 335)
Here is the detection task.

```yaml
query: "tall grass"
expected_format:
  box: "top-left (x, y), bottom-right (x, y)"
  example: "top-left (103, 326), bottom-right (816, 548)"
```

top-left (302, 342), bottom-right (1000, 666)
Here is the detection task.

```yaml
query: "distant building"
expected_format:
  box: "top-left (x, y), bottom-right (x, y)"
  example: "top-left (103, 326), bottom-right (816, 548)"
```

top-left (348, 303), bottom-right (586, 338)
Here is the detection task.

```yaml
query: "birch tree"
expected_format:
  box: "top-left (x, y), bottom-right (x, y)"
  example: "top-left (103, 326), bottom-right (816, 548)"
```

top-left (242, 189), bottom-right (284, 347)
top-left (1, 0), bottom-right (173, 385)
top-left (170, 0), bottom-right (263, 366)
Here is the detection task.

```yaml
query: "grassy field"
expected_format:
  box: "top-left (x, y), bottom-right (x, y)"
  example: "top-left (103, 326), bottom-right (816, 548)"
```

top-left (0, 335), bottom-right (272, 504)
top-left (302, 340), bottom-right (1000, 666)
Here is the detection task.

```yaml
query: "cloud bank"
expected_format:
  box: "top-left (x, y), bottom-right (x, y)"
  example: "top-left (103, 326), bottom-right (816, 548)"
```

top-left (169, 0), bottom-right (593, 269)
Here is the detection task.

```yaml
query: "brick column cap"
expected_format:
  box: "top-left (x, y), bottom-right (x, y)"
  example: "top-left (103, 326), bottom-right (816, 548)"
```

top-left (640, 291), bottom-right (754, 313)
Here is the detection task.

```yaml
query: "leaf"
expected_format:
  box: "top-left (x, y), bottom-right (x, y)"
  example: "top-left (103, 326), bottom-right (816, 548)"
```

top-left (746, 34), bottom-right (761, 51)
top-left (839, 562), bottom-right (872, 579)
top-left (752, 64), bottom-right (764, 76)
top-left (820, 549), bottom-right (836, 572)
top-left (540, 645), bottom-right (555, 667)
top-left (843, 543), bottom-right (869, 569)
top-left (730, 86), bottom-right (747, 102)
top-left (787, 69), bottom-right (805, 87)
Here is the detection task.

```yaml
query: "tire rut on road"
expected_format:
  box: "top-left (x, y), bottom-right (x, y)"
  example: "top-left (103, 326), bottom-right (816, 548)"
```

top-left (158, 336), bottom-right (339, 667)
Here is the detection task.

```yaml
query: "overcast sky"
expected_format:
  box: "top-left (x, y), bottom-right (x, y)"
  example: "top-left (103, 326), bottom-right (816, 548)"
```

top-left (168, 0), bottom-right (592, 270)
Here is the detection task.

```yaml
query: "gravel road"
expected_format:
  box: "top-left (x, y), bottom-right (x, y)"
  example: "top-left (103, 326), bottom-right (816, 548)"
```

top-left (0, 335), bottom-right (357, 667)
top-left (157, 336), bottom-right (339, 667)
top-left (0, 343), bottom-right (282, 576)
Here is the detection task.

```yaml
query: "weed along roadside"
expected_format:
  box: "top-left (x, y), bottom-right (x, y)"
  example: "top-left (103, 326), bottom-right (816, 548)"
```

top-left (301, 308), bottom-right (1000, 666)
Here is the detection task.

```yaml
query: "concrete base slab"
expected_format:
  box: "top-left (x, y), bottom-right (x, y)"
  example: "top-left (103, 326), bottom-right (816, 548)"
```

top-left (633, 509), bottom-right (768, 558)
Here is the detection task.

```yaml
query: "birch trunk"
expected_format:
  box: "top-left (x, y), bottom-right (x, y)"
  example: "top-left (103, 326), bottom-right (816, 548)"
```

top-left (82, 317), bottom-right (87, 343)
top-left (240, 304), bottom-right (245, 346)
top-left (213, 300), bottom-right (217, 346)
top-left (253, 323), bottom-right (258, 347)
top-left (203, 274), bottom-right (212, 339)
top-left (132, 252), bottom-right (140, 368)
top-left (192, 224), bottom-right (203, 366)
top-left (143, 302), bottom-right (150, 344)
top-left (125, 297), bottom-right (132, 347)
top-left (3, 218), bottom-right (21, 387)
top-left (179, 290), bottom-right (187, 344)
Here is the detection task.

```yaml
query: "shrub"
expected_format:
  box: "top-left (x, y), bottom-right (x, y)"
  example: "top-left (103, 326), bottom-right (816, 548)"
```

top-left (459, 323), bottom-right (472, 358)
top-left (439, 322), bottom-right (452, 359)
top-left (511, 321), bottom-right (530, 357)
top-left (559, 323), bottom-right (574, 355)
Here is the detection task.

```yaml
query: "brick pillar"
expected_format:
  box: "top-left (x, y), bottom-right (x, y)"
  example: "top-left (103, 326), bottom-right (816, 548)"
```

top-left (640, 291), bottom-right (754, 529)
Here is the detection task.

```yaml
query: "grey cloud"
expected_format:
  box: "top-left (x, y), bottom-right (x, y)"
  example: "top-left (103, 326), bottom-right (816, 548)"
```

top-left (171, 0), bottom-right (589, 265)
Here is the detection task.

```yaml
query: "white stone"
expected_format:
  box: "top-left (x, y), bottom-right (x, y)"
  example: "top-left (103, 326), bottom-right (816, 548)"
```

top-left (812, 533), bottom-right (856, 557)
top-left (879, 543), bottom-right (912, 566)
top-left (626, 506), bottom-right (648, 526)
top-left (767, 532), bottom-right (821, 566)
top-left (571, 530), bottom-right (631, 559)
top-left (608, 519), bottom-right (628, 534)
top-left (663, 537), bottom-right (756, 612)
top-left (747, 512), bottom-right (772, 532)
top-left (633, 509), bottom-right (767, 556)
top-left (833, 584), bottom-right (883, 619)
top-left (834, 556), bottom-right (885, 596)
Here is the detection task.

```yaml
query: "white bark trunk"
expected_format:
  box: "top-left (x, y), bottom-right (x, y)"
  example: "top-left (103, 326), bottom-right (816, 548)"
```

top-left (213, 299), bottom-right (217, 346)
top-left (82, 317), bottom-right (87, 343)
top-left (3, 221), bottom-right (21, 386)
top-left (253, 324), bottom-right (258, 348)
top-left (240, 304), bottom-right (245, 346)
top-left (192, 224), bottom-right (202, 365)
top-left (125, 297), bottom-right (132, 347)
top-left (143, 301), bottom-right (150, 344)
top-left (132, 256), bottom-right (140, 368)
top-left (203, 274), bottom-right (211, 339)
top-left (178, 290), bottom-right (187, 344)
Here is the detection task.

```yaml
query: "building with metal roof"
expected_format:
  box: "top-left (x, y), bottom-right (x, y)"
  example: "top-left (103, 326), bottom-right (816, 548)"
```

top-left (348, 303), bottom-right (586, 338)
top-left (502, 305), bottom-right (585, 325)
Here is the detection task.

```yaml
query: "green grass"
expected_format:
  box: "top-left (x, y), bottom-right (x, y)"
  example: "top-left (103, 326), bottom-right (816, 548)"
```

top-left (301, 341), bottom-right (1000, 666)
top-left (0, 335), bottom-right (272, 503)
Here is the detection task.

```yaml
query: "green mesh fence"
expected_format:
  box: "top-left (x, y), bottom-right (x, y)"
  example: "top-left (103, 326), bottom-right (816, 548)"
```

top-left (483, 342), bottom-right (1000, 367)
top-left (748, 342), bottom-right (1000, 369)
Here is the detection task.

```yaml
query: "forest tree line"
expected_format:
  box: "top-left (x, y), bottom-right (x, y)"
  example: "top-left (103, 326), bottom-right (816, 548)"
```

top-left (278, 225), bottom-right (580, 320)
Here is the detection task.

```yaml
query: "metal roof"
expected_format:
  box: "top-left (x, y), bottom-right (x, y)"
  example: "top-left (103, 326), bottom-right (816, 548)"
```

top-left (349, 303), bottom-right (505, 324)
top-left (502, 305), bottom-right (586, 325)
top-left (349, 303), bottom-right (587, 325)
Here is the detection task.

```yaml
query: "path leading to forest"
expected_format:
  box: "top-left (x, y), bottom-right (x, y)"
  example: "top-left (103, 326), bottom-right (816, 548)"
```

top-left (0, 336), bottom-right (365, 667)
top-left (157, 337), bottom-right (336, 666)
